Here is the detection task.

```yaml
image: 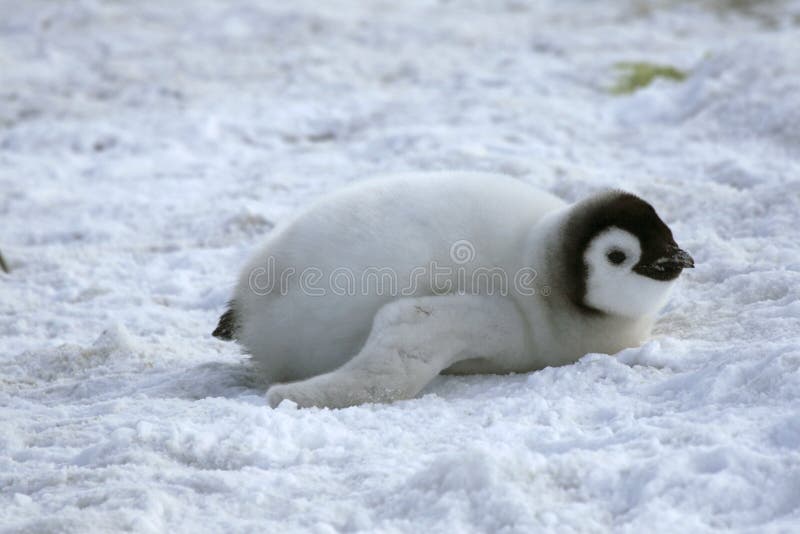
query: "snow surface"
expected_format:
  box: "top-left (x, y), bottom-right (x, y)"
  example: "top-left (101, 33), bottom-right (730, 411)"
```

top-left (2, 1), bottom-right (800, 532)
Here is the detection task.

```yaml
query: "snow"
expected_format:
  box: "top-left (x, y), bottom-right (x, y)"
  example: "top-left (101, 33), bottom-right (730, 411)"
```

top-left (2, 0), bottom-right (800, 532)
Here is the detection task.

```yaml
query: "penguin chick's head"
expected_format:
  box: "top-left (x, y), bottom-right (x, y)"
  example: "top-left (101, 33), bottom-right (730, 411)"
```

top-left (563, 191), bottom-right (694, 318)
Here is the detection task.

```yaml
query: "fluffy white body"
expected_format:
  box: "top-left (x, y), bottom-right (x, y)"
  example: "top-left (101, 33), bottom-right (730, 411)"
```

top-left (225, 172), bottom-right (684, 408)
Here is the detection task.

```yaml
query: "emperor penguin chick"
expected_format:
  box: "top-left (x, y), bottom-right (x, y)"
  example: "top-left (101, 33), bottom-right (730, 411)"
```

top-left (213, 172), bottom-right (694, 408)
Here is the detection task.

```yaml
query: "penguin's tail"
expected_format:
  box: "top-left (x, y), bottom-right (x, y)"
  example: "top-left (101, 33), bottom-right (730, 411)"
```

top-left (213, 302), bottom-right (238, 340)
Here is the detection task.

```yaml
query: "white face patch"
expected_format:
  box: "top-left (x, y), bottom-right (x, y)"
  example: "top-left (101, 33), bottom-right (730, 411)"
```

top-left (583, 227), bottom-right (676, 318)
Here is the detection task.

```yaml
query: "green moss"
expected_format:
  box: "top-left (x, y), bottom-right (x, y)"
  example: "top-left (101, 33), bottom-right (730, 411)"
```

top-left (611, 62), bottom-right (688, 95)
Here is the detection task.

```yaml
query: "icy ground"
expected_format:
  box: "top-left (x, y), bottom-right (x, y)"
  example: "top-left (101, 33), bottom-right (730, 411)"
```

top-left (2, 1), bottom-right (800, 532)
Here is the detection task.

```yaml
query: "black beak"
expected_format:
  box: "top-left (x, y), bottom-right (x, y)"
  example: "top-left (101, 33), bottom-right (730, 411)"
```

top-left (634, 246), bottom-right (695, 281)
top-left (663, 246), bottom-right (695, 269)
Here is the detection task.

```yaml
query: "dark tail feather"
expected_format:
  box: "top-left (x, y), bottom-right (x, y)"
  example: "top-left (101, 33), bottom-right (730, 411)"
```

top-left (213, 303), bottom-right (238, 340)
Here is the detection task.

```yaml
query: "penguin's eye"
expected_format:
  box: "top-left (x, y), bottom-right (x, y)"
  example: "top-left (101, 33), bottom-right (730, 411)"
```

top-left (607, 250), bottom-right (627, 265)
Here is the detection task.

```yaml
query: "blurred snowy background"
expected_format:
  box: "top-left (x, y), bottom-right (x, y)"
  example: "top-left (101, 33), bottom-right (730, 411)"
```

top-left (2, 1), bottom-right (800, 532)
